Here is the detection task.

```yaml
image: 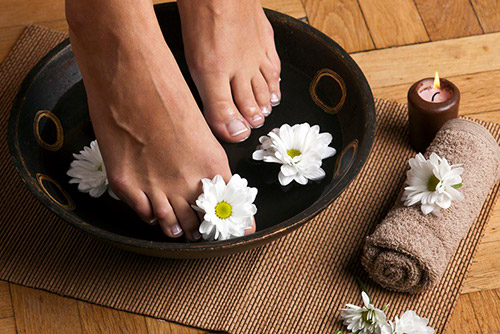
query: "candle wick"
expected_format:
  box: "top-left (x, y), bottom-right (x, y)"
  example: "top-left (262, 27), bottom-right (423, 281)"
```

top-left (431, 92), bottom-right (440, 101)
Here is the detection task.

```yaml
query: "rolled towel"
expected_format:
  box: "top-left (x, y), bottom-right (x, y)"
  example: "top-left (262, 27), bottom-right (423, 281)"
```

top-left (362, 119), bottom-right (500, 293)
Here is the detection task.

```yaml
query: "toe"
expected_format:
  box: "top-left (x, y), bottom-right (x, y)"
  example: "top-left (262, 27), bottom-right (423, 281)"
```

top-left (195, 72), bottom-right (251, 142)
top-left (148, 191), bottom-right (183, 238)
top-left (231, 74), bottom-right (265, 128)
top-left (108, 177), bottom-right (154, 223)
top-left (245, 218), bottom-right (257, 236)
top-left (260, 60), bottom-right (281, 106)
top-left (170, 197), bottom-right (202, 241)
top-left (251, 75), bottom-right (272, 117)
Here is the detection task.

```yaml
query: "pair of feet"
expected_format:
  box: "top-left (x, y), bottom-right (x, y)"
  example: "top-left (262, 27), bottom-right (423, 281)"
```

top-left (66, 0), bottom-right (281, 240)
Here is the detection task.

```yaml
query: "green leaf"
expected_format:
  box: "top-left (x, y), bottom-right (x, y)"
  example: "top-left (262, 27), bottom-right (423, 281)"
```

top-left (452, 183), bottom-right (463, 189)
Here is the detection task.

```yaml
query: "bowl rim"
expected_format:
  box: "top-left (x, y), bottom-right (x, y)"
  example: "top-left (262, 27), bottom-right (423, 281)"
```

top-left (8, 3), bottom-right (376, 255)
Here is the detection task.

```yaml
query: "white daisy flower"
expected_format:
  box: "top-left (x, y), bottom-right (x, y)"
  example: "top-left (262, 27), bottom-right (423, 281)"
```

top-left (67, 140), bottom-right (118, 199)
top-left (252, 123), bottom-right (336, 186)
top-left (381, 311), bottom-right (434, 334)
top-left (340, 291), bottom-right (387, 334)
top-left (402, 152), bottom-right (463, 215)
top-left (193, 174), bottom-right (257, 241)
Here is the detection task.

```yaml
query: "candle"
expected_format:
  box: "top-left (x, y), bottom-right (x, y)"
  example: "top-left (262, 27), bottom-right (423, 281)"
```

top-left (408, 72), bottom-right (460, 152)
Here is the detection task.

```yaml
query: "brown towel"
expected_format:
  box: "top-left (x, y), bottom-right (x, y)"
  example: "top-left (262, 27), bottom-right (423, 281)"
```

top-left (362, 119), bottom-right (500, 293)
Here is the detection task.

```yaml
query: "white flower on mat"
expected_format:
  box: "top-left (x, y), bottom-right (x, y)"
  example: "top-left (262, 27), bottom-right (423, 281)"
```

top-left (67, 140), bottom-right (118, 199)
top-left (381, 311), bottom-right (434, 334)
top-left (401, 152), bottom-right (463, 215)
top-left (192, 174), bottom-right (257, 241)
top-left (252, 123), bottom-right (336, 186)
top-left (340, 291), bottom-right (387, 334)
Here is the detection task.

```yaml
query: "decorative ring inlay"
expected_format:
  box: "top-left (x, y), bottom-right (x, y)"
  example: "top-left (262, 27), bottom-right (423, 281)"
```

top-left (36, 173), bottom-right (75, 210)
top-left (309, 68), bottom-right (347, 114)
top-left (334, 139), bottom-right (358, 178)
top-left (33, 110), bottom-right (64, 151)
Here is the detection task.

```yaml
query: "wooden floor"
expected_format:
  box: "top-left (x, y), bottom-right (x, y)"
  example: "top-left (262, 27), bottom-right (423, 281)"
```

top-left (1, 0), bottom-right (500, 332)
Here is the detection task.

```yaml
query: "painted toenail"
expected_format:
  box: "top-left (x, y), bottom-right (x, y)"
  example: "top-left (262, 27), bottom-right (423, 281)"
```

top-left (227, 119), bottom-right (248, 137)
top-left (254, 123), bottom-right (264, 129)
top-left (170, 224), bottom-right (183, 236)
top-left (252, 115), bottom-right (263, 123)
top-left (192, 230), bottom-right (202, 240)
top-left (261, 106), bottom-right (272, 116)
top-left (271, 93), bottom-right (280, 107)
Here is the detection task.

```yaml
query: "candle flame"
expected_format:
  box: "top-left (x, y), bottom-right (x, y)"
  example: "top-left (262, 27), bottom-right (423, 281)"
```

top-left (434, 71), bottom-right (440, 89)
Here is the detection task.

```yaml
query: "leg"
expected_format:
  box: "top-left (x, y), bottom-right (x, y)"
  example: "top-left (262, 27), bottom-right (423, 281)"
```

top-left (177, 0), bottom-right (281, 143)
top-left (65, 0), bottom-right (256, 240)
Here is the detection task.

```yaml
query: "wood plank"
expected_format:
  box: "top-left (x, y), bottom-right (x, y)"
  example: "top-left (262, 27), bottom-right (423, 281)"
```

top-left (0, 281), bottom-right (13, 319)
top-left (302, 0), bottom-right (374, 53)
top-left (10, 284), bottom-right (82, 334)
top-left (372, 70), bottom-right (500, 116)
top-left (470, 0), bottom-right (500, 33)
top-left (351, 32), bottom-right (500, 89)
top-left (445, 293), bottom-right (482, 333)
top-left (357, 0), bottom-right (428, 48)
top-left (145, 317), bottom-right (206, 334)
top-left (261, 0), bottom-right (306, 18)
top-left (0, 0), bottom-right (65, 29)
top-left (468, 289), bottom-right (500, 331)
top-left (414, 0), bottom-right (483, 41)
top-left (0, 317), bottom-right (16, 334)
top-left (78, 302), bottom-right (149, 334)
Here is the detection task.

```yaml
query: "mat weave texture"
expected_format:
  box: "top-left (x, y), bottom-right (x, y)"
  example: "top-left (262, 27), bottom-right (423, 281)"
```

top-left (1, 25), bottom-right (499, 334)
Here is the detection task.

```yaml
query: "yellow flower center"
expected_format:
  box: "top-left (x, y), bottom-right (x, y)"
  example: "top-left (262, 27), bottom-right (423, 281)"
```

top-left (215, 201), bottom-right (232, 219)
top-left (287, 149), bottom-right (301, 159)
top-left (427, 175), bottom-right (440, 191)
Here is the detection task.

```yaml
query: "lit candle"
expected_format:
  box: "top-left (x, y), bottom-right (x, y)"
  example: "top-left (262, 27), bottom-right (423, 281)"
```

top-left (408, 72), bottom-right (460, 152)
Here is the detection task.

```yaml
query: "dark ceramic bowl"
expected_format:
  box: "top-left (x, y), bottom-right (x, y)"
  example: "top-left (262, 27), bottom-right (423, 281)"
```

top-left (9, 3), bottom-right (375, 258)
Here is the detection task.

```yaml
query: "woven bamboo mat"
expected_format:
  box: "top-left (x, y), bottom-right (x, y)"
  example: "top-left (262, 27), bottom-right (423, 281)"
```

top-left (1, 25), bottom-right (499, 334)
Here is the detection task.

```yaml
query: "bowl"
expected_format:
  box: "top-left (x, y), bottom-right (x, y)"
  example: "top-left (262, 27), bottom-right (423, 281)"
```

top-left (8, 3), bottom-right (375, 258)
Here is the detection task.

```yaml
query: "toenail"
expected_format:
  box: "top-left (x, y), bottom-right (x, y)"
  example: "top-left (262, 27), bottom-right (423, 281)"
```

top-left (252, 115), bottom-right (263, 123)
top-left (254, 123), bottom-right (264, 129)
top-left (169, 224), bottom-right (183, 236)
top-left (192, 230), bottom-right (202, 240)
top-left (148, 218), bottom-right (157, 225)
top-left (227, 119), bottom-right (248, 137)
top-left (271, 93), bottom-right (280, 107)
top-left (279, 77), bottom-right (282, 82)
top-left (261, 106), bottom-right (272, 116)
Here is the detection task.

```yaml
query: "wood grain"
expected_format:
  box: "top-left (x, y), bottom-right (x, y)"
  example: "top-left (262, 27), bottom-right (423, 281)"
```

top-left (372, 70), bottom-right (500, 115)
top-left (469, 289), bottom-right (500, 331)
top-left (351, 32), bottom-right (500, 89)
top-left (10, 284), bottom-right (82, 334)
top-left (145, 317), bottom-right (205, 334)
top-left (414, 0), bottom-right (483, 40)
top-left (444, 293), bottom-right (482, 333)
top-left (357, 0), bottom-right (429, 48)
top-left (0, 317), bottom-right (16, 334)
top-left (471, 0), bottom-right (500, 33)
top-left (78, 302), bottom-right (148, 334)
top-left (302, 0), bottom-right (373, 53)
top-left (0, 281), bottom-right (13, 319)
top-left (261, 0), bottom-right (306, 18)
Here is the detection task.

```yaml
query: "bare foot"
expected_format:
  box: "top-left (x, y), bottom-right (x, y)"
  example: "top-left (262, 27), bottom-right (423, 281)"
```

top-left (66, 0), bottom-right (256, 240)
top-left (178, 0), bottom-right (281, 142)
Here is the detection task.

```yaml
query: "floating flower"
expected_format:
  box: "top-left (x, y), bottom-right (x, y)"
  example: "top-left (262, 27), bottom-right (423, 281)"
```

top-left (252, 123), bottom-right (336, 186)
top-left (193, 174), bottom-right (257, 241)
top-left (381, 311), bottom-right (434, 334)
top-left (67, 140), bottom-right (118, 199)
top-left (401, 152), bottom-right (463, 215)
top-left (340, 291), bottom-right (387, 334)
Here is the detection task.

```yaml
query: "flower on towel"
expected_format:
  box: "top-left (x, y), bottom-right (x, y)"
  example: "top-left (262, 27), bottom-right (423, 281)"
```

top-left (401, 152), bottom-right (463, 215)
top-left (192, 174), bottom-right (257, 241)
top-left (67, 140), bottom-right (118, 199)
top-left (340, 291), bottom-right (387, 334)
top-left (381, 311), bottom-right (434, 334)
top-left (252, 123), bottom-right (336, 186)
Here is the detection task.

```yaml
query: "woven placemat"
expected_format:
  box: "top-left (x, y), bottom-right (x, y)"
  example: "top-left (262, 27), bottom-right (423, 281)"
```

top-left (1, 25), bottom-right (499, 334)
